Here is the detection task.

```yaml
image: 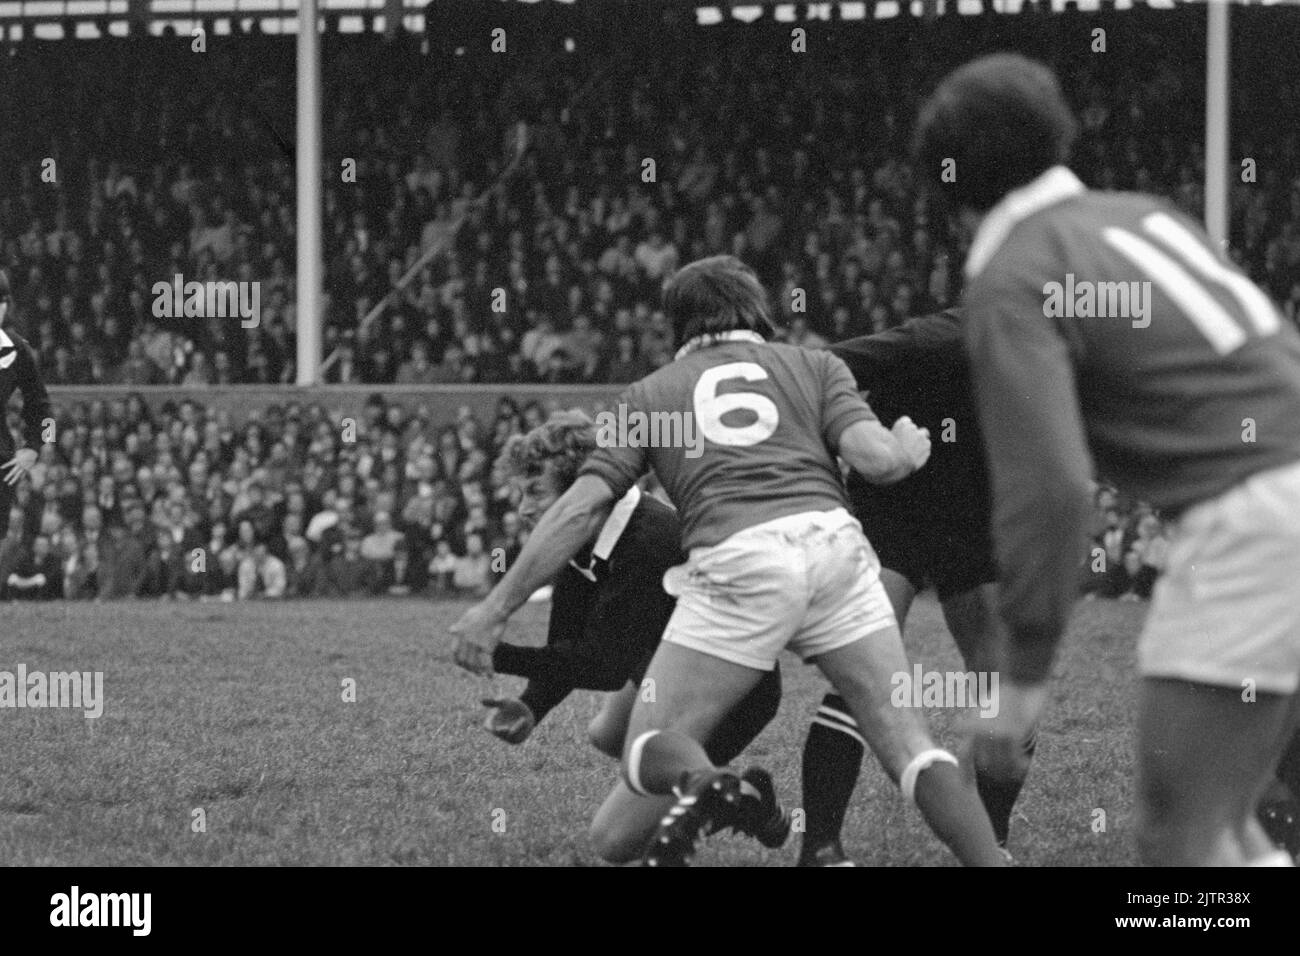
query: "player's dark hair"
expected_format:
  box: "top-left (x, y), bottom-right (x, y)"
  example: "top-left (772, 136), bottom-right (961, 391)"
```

top-left (912, 54), bottom-right (1078, 213)
top-left (495, 409), bottom-right (597, 494)
top-left (663, 255), bottom-right (776, 348)
top-left (0, 268), bottom-right (11, 302)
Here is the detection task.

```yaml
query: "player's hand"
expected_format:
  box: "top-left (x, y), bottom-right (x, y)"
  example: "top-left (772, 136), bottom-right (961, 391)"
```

top-left (891, 416), bottom-right (931, 473)
top-left (2, 448), bottom-right (37, 486)
top-left (449, 601), bottom-right (508, 676)
top-left (965, 678), bottom-right (1049, 784)
top-left (481, 696), bottom-right (535, 744)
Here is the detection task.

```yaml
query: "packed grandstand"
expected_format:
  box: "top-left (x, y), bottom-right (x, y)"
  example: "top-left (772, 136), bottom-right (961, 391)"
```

top-left (1, 1), bottom-right (1297, 601)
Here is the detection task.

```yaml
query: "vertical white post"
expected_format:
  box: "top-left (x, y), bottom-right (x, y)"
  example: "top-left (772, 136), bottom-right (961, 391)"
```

top-left (296, 0), bottom-right (323, 384)
top-left (1205, 0), bottom-right (1230, 253)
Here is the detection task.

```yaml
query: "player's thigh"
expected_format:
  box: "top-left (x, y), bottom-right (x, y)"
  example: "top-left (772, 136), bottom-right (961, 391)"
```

top-left (588, 781), bottom-right (676, 864)
top-left (706, 665), bottom-right (782, 766)
top-left (1140, 459), bottom-right (1300, 696)
top-left (660, 529), bottom-right (807, 672)
top-left (589, 682), bottom-right (639, 759)
top-left (622, 641), bottom-right (766, 763)
top-left (879, 566), bottom-right (918, 631)
top-left (794, 518), bottom-right (896, 663)
top-left (810, 624), bottom-right (935, 782)
top-left (1136, 677), bottom-right (1299, 863)
top-left (939, 582), bottom-right (1003, 672)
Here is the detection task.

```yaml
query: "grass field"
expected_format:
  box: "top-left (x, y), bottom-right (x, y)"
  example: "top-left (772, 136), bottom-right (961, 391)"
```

top-left (0, 594), bottom-right (1145, 866)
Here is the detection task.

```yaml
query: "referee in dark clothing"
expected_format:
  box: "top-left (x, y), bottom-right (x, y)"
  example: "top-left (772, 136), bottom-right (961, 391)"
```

top-left (0, 268), bottom-right (51, 535)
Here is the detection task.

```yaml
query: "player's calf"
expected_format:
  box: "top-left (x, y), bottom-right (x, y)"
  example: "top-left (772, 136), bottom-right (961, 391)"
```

top-left (589, 783), bottom-right (677, 864)
top-left (813, 637), bottom-right (1006, 866)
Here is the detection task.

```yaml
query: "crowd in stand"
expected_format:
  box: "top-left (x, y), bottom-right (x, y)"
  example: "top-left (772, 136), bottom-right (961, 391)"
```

top-left (1082, 484), bottom-right (1170, 602)
top-left (1, 5), bottom-right (1299, 388)
top-left (1, 387), bottom-right (1157, 604)
top-left (0, 393), bottom-right (546, 601)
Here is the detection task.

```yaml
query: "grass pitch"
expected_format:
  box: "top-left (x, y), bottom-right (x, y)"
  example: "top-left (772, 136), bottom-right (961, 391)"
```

top-left (0, 594), bottom-right (1142, 866)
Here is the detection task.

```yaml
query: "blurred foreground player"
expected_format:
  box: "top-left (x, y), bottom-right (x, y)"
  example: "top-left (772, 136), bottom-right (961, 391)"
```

top-left (915, 53), bottom-right (1300, 865)
top-left (452, 254), bottom-right (1005, 867)
top-left (0, 268), bottom-right (51, 533)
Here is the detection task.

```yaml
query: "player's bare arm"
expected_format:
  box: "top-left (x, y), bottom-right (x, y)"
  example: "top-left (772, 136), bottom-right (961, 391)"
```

top-left (836, 415), bottom-right (931, 484)
top-left (449, 473), bottom-right (616, 675)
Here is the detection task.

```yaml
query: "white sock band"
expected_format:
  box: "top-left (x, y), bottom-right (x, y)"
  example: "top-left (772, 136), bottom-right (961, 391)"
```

top-left (626, 730), bottom-right (659, 796)
top-left (900, 748), bottom-right (960, 805)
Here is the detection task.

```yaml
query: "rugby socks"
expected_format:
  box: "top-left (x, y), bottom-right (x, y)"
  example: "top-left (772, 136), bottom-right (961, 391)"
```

top-left (976, 728), bottom-right (1037, 846)
top-left (625, 729), bottom-right (714, 796)
top-left (799, 694), bottom-right (865, 858)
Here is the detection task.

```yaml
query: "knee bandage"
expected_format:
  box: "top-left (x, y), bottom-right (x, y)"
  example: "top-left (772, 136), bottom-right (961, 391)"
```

top-left (899, 748), bottom-right (960, 805)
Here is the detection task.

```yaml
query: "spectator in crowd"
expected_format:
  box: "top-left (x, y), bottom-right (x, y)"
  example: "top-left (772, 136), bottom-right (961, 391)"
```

top-left (452, 531), bottom-right (493, 598)
top-left (603, 333), bottom-right (651, 383)
top-left (63, 534), bottom-right (100, 600)
top-left (240, 541), bottom-right (287, 600)
top-left (360, 511), bottom-right (404, 564)
top-left (142, 527), bottom-right (186, 599)
top-left (325, 530), bottom-right (379, 597)
top-left (381, 538), bottom-right (426, 596)
top-left (285, 536), bottom-right (326, 598)
top-left (1120, 514), bottom-right (1171, 601)
top-left (4, 534), bottom-right (61, 600)
top-left (97, 522), bottom-right (147, 599)
top-left (428, 539), bottom-right (459, 595)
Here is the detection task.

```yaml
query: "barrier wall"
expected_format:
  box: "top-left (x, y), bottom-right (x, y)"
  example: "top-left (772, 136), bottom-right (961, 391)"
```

top-left (44, 384), bottom-right (626, 423)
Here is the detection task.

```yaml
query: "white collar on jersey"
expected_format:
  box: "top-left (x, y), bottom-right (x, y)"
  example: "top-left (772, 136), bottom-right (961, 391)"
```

top-left (964, 165), bottom-right (1087, 281)
top-left (0, 327), bottom-right (15, 370)
top-left (674, 329), bottom-right (765, 360)
top-left (570, 484), bottom-right (641, 580)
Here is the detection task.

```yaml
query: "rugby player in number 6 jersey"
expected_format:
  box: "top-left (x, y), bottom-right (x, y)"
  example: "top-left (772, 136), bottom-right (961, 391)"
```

top-left (915, 54), bottom-right (1300, 866)
top-left (451, 254), bottom-right (1006, 867)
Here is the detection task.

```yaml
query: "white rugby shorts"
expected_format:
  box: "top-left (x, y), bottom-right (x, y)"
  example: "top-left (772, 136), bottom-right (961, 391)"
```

top-left (1140, 458), bottom-right (1300, 694)
top-left (660, 508), bottom-right (898, 670)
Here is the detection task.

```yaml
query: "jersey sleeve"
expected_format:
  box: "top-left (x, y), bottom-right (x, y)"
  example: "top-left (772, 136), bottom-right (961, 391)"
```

top-left (964, 274), bottom-right (1095, 684)
top-left (577, 381), bottom-right (650, 501)
top-left (819, 350), bottom-right (878, 449)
